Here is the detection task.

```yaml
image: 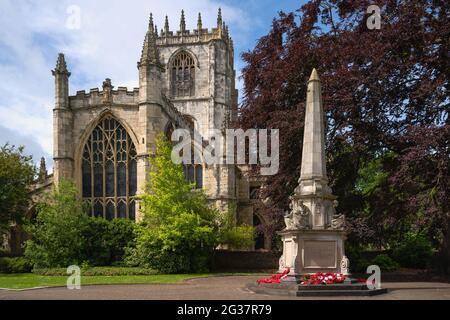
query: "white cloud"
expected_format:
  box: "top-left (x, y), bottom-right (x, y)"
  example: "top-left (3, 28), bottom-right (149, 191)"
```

top-left (0, 0), bottom-right (249, 168)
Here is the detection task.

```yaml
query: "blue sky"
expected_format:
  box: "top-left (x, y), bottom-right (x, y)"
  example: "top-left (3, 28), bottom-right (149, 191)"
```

top-left (0, 0), bottom-right (306, 171)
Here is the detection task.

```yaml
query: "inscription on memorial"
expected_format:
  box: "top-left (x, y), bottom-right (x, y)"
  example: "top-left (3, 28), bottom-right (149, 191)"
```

top-left (285, 240), bottom-right (293, 267)
top-left (304, 240), bottom-right (337, 268)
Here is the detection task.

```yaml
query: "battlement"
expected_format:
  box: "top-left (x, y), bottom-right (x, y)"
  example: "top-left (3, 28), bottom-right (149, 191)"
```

top-left (156, 28), bottom-right (233, 48)
top-left (152, 9), bottom-right (234, 50)
top-left (69, 85), bottom-right (139, 109)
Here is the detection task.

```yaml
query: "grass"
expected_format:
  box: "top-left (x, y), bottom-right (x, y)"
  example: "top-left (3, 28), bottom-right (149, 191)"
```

top-left (0, 272), bottom-right (265, 290)
top-left (32, 266), bottom-right (159, 276)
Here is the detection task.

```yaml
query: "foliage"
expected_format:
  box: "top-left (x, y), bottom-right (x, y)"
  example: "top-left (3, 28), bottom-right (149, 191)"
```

top-left (24, 180), bottom-right (90, 268)
top-left (0, 144), bottom-right (36, 237)
top-left (0, 257), bottom-right (32, 274)
top-left (24, 180), bottom-right (136, 268)
top-left (238, 0), bottom-right (449, 270)
top-left (371, 254), bottom-right (399, 272)
top-left (106, 218), bottom-right (137, 262)
top-left (392, 233), bottom-right (434, 268)
top-left (217, 207), bottom-right (255, 250)
top-left (349, 251), bottom-right (399, 273)
top-left (351, 258), bottom-right (371, 274)
top-left (128, 136), bottom-right (218, 273)
top-left (81, 217), bottom-right (136, 266)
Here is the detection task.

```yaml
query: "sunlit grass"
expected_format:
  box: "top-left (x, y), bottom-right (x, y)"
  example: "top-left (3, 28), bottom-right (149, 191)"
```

top-left (0, 272), bottom-right (265, 290)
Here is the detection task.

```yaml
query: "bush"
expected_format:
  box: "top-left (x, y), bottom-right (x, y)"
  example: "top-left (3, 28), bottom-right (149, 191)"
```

top-left (371, 254), bottom-right (399, 272)
top-left (125, 224), bottom-right (213, 274)
top-left (81, 216), bottom-right (136, 266)
top-left (392, 233), bottom-right (433, 268)
top-left (351, 258), bottom-right (371, 273)
top-left (220, 225), bottom-right (255, 250)
top-left (81, 217), bottom-right (110, 266)
top-left (0, 257), bottom-right (32, 273)
top-left (107, 218), bottom-right (136, 262)
top-left (345, 243), bottom-right (368, 273)
top-left (217, 208), bottom-right (255, 250)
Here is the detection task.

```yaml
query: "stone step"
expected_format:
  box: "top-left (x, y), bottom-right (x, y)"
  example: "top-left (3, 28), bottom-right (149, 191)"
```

top-left (296, 288), bottom-right (388, 297)
top-left (298, 283), bottom-right (368, 291)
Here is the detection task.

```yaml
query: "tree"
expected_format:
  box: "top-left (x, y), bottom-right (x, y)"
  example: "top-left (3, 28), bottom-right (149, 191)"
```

top-left (238, 1), bottom-right (449, 270)
top-left (0, 144), bottom-right (36, 237)
top-left (24, 180), bottom-right (89, 268)
top-left (24, 180), bottom-right (136, 268)
top-left (129, 136), bottom-right (218, 273)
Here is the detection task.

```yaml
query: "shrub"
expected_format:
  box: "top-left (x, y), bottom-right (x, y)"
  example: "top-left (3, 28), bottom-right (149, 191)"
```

top-left (217, 208), bottom-right (255, 250)
top-left (351, 258), bottom-right (371, 274)
top-left (220, 225), bottom-right (255, 250)
top-left (82, 217), bottom-right (110, 266)
top-left (392, 233), bottom-right (433, 268)
top-left (0, 257), bottom-right (32, 273)
top-left (82, 216), bottom-right (136, 266)
top-left (107, 218), bottom-right (136, 262)
top-left (125, 223), bottom-right (213, 274)
top-left (345, 243), bottom-right (367, 273)
top-left (371, 254), bottom-right (399, 272)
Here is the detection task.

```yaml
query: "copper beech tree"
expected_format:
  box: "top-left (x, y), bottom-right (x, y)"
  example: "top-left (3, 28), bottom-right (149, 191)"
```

top-left (238, 0), bottom-right (449, 271)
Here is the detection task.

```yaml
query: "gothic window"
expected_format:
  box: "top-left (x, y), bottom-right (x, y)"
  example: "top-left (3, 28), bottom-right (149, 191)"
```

top-left (82, 116), bottom-right (137, 220)
top-left (171, 51), bottom-right (195, 97)
top-left (183, 160), bottom-right (203, 189)
top-left (177, 115), bottom-right (203, 189)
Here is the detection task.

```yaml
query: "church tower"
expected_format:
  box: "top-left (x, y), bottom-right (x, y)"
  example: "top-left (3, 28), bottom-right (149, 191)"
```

top-left (156, 9), bottom-right (238, 211)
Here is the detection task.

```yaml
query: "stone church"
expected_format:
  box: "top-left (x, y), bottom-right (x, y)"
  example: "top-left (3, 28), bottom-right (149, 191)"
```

top-left (9, 10), bottom-right (269, 252)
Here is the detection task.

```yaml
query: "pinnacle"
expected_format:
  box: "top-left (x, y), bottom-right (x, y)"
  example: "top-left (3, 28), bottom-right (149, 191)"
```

top-left (309, 68), bottom-right (320, 82)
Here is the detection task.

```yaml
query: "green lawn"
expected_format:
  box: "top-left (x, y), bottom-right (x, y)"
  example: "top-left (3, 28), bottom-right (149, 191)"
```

top-left (0, 272), bottom-right (264, 290)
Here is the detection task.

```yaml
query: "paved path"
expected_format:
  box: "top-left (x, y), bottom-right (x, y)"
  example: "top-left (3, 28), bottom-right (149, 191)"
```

top-left (0, 276), bottom-right (449, 300)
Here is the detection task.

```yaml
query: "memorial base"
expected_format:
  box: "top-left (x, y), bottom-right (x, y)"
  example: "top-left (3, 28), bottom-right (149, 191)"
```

top-left (278, 229), bottom-right (346, 276)
top-left (247, 281), bottom-right (388, 297)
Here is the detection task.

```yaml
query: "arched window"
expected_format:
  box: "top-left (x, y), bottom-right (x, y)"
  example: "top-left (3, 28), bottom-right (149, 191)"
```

top-left (178, 115), bottom-right (202, 189)
top-left (171, 51), bottom-right (195, 97)
top-left (81, 116), bottom-right (137, 220)
top-left (183, 151), bottom-right (203, 189)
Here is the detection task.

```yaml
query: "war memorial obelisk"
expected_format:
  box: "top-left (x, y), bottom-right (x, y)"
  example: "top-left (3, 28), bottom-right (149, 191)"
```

top-left (278, 69), bottom-right (347, 281)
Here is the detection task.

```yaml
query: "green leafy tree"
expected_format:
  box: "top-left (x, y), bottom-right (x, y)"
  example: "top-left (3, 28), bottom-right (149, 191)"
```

top-left (128, 136), bottom-right (218, 273)
top-left (25, 180), bottom-right (137, 268)
top-left (24, 180), bottom-right (89, 268)
top-left (0, 144), bottom-right (36, 237)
